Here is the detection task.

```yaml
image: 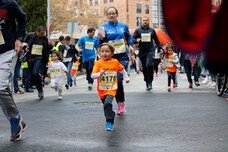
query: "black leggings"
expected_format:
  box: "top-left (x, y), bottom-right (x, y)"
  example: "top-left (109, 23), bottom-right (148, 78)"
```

top-left (167, 71), bottom-right (176, 87)
top-left (154, 59), bottom-right (161, 74)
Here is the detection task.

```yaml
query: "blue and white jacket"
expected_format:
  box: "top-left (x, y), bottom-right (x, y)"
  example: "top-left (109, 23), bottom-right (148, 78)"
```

top-left (98, 21), bottom-right (133, 61)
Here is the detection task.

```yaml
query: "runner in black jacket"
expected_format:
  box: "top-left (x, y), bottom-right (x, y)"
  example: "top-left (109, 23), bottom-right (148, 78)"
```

top-left (132, 17), bottom-right (163, 91)
top-left (23, 26), bottom-right (52, 100)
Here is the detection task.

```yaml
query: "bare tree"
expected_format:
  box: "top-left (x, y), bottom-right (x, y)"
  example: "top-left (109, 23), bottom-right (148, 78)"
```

top-left (50, 0), bottom-right (100, 32)
top-left (75, 2), bottom-right (100, 28)
top-left (50, 0), bottom-right (76, 32)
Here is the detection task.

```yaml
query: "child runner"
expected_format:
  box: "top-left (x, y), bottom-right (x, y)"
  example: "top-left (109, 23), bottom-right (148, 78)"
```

top-left (47, 52), bottom-right (67, 100)
top-left (71, 60), bottom-right (80, 86)
top-left (163, 46), bottom-right (179, 92)
top-left (91, 43), bottom-right (130, 131)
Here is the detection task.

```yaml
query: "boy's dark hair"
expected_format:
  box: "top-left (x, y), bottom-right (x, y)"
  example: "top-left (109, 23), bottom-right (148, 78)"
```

top-left (99, 43), bottom-right (115, 53)
top-left (59, 36), bottom-right (64, 41)
top-left (65, 36), bottom-right (71, 41)
top-left (87, 28), bottom-right (96, 34)
top-left (36, 26), bottom-right (45, 32)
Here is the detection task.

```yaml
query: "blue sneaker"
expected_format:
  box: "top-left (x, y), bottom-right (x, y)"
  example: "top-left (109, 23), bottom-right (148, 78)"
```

top-left (105, 122), bottom-right (113, 131)
top-left (10, 115), bottom-right (26, 141)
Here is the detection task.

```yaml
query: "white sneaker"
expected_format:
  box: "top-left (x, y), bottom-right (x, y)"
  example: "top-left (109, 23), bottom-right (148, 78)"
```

top-left (207, 81), bottom-right (212, 86)
top-left (209, 81), bottom-right (216, 87)
top-left (202, 77), bottom-right (209, 84)
top-left (58, 96), bottom-right (62, 100)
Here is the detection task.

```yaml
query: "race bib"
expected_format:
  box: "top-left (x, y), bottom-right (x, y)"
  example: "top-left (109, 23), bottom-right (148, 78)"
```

top-left (99, 71), bottom-right (117, 90)
top-left (141, 33), bottom-right (151, 42)
top-left (166, 60), bottom-right (173, 68)
top-left (0, 31), bottom-right (5, 45)
top-left (31, 45), bottom-right (43, 55)
top-left (154, 49), bottom-right (160, 59)
top-left (63, 57), bottom-right (72, 62)
top-left (85, 41), bottom-right (94, 50)
top-left (109, 39), bottom-right (126, 54)
top-left (63, 49), bottom-right (67, 57)
top-left (50, 68), bottom-right (62, 77)
top-left (72, 63), bottom-right (78, 70)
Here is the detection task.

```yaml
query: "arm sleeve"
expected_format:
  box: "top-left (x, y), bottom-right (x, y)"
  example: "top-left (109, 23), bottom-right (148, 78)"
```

top-left (91, 73), bottom-right (101, 79)
top-left (77, 37), bottom-right (83, 47)
top-left (13, 1), bottom-right (27, 40)
top-left (91, 61), bottom-right (100, 79)
top-left (172, 54), bottom-right (180, 64)
top-left (124, 25), bottom-right (133, 46)
top-left (152, 29), bottom-right (163, 50)
top-left (61, 63), bottom-right (68, 72)
top-left (47, 62), bottom-right (52, 73)
top-left (132, 29), bottom-right (139, 44)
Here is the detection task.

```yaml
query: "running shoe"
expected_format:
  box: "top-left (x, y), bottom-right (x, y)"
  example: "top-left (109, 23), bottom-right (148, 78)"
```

top-left (105, 122), bottom-right (113, 131)
top-left (10, 115), bottom-right (26, 141)
top-left (117, 102), bottom-right (126, 115)
top-left (38, 90), bottom-right (44, 100)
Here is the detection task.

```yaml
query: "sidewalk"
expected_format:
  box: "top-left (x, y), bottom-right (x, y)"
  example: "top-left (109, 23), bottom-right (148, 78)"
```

top-left (13, 70), bottom-right (215, 103)
top-left (124, 71), bottom-right (215, 93)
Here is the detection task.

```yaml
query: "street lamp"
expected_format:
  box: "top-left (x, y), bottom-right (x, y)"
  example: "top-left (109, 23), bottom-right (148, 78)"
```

top-left (47, 0), bottom-right (50, 39)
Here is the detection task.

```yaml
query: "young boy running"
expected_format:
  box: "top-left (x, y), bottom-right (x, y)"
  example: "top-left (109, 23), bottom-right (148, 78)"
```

top-left (91, 43), bottom-right (130, 131)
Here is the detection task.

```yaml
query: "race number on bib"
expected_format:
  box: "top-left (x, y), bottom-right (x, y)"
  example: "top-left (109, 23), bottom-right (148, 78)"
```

top-left (109, 39), bottom-right (126, 54)
top-left (31, 45), bottom-right (43, 55)
top-left (0, 31), bottom-right (5, 45)
top-left (99, 72), bottom-right (117, 90)
top-left (166, 60), bottom-right (173, 68)
top-left (72, 63), bottom-right (78, 70)
top-left (63, 49), bottom-right (67, 58)
top-left (141, 33), bottom-right (151, 42)
top-left (85, 42), bottom-right (94, 50)
top-left (50, 68), bottom-right (62, 77)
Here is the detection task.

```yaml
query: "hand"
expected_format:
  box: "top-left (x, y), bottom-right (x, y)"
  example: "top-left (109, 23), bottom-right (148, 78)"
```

top-left (158, 50), bottom-right (164, 55)
top-left (78, 49), bottom-right (82, 53)
top-left (15, 40), bottom-right (23, 55)
top-left (100, 69), bottom-right (105, 76)
top-left (136, 38), bottom-right (141, 43)
top-left (124, 78), bottom-right (130, 83)
top-left (128, 45), bottom-right (135, 54)
top-left (25, 47), bottom-right (30, 52)
top-left (98, 33), bottom-right (104, 40)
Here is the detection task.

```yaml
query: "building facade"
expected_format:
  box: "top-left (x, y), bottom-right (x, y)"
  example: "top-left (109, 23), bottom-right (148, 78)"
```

top-left (72, 0), bottom-right (162, 30)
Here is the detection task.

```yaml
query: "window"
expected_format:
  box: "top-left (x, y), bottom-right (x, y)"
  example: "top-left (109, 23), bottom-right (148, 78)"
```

top-left (152, 0), bottom-right (159, 28)
top-left (136, 4), bottom-right (141, 13)
top-left (104, 0), bottom-right (107, 3)
top-left (136, 17), bottom-right (142, 26)
top-left (95, 0), bottom-right (98, 5)
top-left (145, 4), bottom-right (149, 14)
top-left (104, 7), bottom-right (107, 15)
top-left (90, 0), bottom-right (93, 6)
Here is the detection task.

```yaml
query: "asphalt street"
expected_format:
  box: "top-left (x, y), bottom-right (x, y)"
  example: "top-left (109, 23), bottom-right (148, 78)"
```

top-left (0, 71), bottom-right (228, 152)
